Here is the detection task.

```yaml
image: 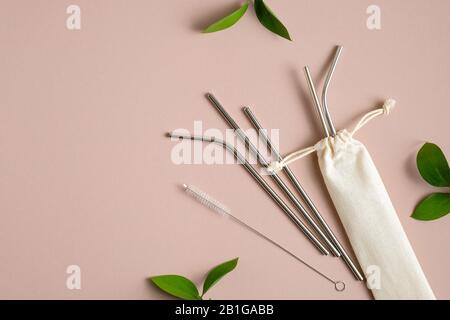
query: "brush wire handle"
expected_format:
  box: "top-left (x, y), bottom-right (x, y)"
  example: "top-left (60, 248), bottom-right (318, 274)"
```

top-left (182, 183), bottom-right (345, 292)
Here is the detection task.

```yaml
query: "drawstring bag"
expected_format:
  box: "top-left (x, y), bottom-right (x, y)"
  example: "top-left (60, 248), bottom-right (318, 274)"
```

top-left (268, 100), bottom-right (435, 300)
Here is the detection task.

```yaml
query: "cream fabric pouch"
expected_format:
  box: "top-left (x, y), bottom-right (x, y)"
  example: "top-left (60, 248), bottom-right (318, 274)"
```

top-left (269, 100), bottom-right (435, 300)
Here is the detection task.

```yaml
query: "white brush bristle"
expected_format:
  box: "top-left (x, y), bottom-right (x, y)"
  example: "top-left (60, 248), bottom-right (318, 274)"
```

top-left (183, 184), bottom-right (231, 215)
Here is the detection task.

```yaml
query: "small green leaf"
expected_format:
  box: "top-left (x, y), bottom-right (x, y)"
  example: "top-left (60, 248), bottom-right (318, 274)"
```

top-left (412, 193), bottom-right (450, 221)
top-left (203, 2), bottom-right (249, 33)
top-left (417, 142), bottom-right (450, 187)
top-left (254, 0), bottom-right (291, 41)
top-left (150, 275), bottom-right (201, 300)
top-left (202, 257), bottom-right (238, 296)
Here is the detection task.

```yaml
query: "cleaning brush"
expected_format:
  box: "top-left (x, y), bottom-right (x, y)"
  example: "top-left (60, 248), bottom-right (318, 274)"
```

top-left (183, 184), bottom-right (231, 215)
top-left (182, 183), bottom-right (346, 292)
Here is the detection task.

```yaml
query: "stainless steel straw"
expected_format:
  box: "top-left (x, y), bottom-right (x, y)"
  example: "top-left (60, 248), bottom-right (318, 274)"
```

top-left (321, 45), bottom-right (343, 137)
top-left (302, 46), bottom-right (364, 280)
top-left (304, 45), bottom-right (343, 138)
top-left (242, 106), bottom-right (364, 281)
top-left (304, 67), bottom-right (330, 137)
top-left (183, 183), bottom-right (346, 292)
top-left (206, 93), bottom-right (340, 257)
top-left (167, 132), bottom-right (329, 255)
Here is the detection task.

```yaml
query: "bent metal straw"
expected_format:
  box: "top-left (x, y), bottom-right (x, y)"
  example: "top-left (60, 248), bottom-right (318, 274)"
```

top-left (167, 132), bottom-right (329, 255)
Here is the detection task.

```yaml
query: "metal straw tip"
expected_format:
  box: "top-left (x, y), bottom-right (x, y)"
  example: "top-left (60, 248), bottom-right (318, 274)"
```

top-left (242, 106), bottom-right (250, 112)
top-left (182, 184), bottom-right (188, 189)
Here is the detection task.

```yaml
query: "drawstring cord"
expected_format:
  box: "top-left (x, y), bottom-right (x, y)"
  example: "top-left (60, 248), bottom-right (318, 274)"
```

top-left (350, 99), bottom-right (396, 136)
top-left (267, 99), bottom-right (396, 173)
top-left (267, 146), bottom-right (316, 173)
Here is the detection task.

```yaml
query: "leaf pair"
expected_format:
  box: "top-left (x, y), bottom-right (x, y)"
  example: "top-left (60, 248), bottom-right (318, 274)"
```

top-left (150, 257), bottom-right (238, 300)
top-left (204, 0), bottom-right (291, 41)
top-left (412, 143), bottom-right (450, 221)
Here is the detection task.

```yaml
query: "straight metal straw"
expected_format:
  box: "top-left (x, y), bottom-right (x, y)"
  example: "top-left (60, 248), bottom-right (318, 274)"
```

top-left (206, 93), bottom-right (339, 257)
top-left (321, 45), bottom-right (343, 137)
top-left (242, 107), bottom-right (364, 281)
top-left (168, 132), bottom-right (329, 255)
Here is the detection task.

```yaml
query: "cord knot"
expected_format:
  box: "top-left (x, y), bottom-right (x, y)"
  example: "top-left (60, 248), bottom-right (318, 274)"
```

top-left (382, 99), bottom-right (396, 115)
top-left (266, 161), bottom-right (284, 174)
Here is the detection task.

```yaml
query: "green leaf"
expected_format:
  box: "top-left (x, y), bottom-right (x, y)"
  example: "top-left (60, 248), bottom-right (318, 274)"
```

top-left (203, 2), bottom-right (249, 33)
top-left (150, 275), bottom-right (201, 300)
top-left (254, 0), bottom-right (291, 41)
top-left (412, 193), bottom-right (450, 221)
top-left (417, 142), bottom-right (450, 187)
top-left (202, 257), bottom-right (238, 296)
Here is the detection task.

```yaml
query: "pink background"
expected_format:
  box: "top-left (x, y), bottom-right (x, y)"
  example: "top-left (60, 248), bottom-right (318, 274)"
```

top-left (0, 0), bottom-right (449, 299)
